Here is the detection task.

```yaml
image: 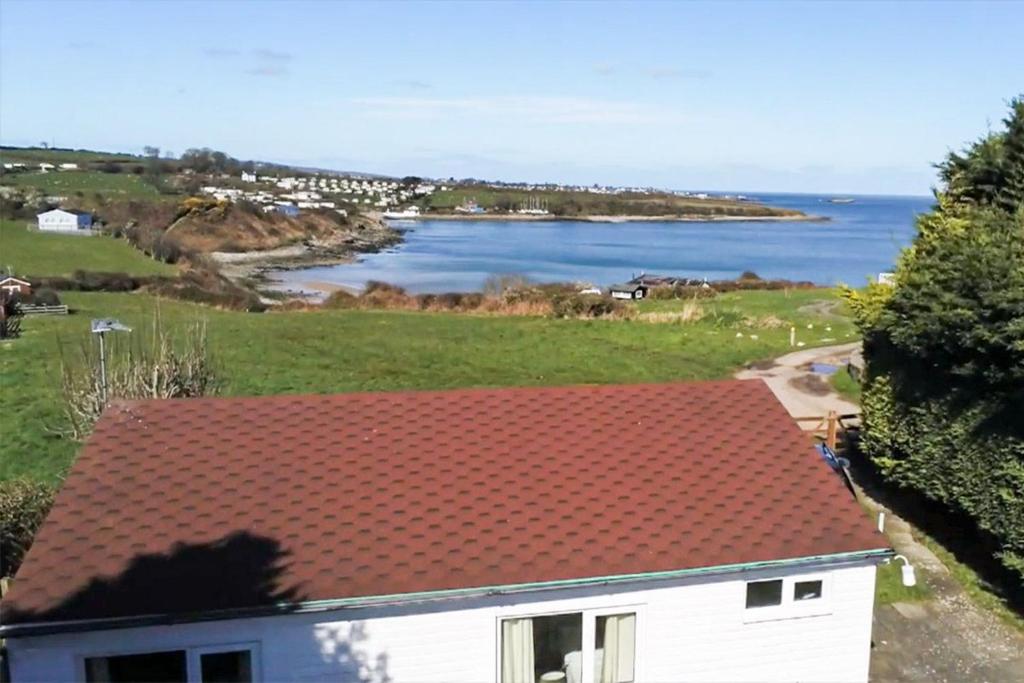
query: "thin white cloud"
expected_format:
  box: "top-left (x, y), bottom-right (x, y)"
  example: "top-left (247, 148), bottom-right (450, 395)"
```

top-left (253, 48), bottom-right (293, 61)
top-left (349, 95), bottom-right (677, 125)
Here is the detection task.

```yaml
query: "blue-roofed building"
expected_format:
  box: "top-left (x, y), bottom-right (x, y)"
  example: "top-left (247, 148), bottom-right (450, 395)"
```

top-left (275, 204), bottom-right (300, 217)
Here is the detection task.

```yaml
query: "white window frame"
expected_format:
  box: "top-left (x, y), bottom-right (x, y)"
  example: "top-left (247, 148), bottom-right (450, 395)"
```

top-left (742, 571), bottom-right (833, 623)
top-left (189, 642), bottom-right (261, 683)
top-left (76, 641), bottom-right (261, 683)
top-left (496, 603), bottom-right (644, 683)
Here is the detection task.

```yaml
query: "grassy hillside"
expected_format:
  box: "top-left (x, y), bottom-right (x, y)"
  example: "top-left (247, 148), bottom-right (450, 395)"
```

top-left (0, 147), bottom-right (138, 164)
top-left (1, 288), bottom-right (856, 485)
top-left (0, 220), bottom-right (176, 277)
top-left (427, 185), bottom-right (804, 218)
top-left (2, 170), bottom-right (161, 199)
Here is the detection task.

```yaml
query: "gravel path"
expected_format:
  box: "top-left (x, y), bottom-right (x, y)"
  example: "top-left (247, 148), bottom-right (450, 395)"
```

top-left (734, 341), bottom-right (860, 417)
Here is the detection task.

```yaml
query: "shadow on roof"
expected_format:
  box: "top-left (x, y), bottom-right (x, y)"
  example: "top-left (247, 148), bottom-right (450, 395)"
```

top-left (4, 531), bottom-right (306, 624)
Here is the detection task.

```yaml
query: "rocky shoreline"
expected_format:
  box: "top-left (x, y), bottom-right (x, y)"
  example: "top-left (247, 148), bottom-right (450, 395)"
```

top-left (210, 213), bottom-right (403, 287)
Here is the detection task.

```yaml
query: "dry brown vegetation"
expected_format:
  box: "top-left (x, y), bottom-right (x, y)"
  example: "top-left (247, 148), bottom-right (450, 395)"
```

top-left (60, 315), bottom-right (219, 439)
top-left (318, 281), bottom-right (641, 319)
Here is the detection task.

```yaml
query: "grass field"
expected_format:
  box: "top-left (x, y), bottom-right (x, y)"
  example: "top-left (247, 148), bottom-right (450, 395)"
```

top-left (874, 557), bottom-right (933, 604)
top-left (0, 147), bottom-right (138, 164)
top-left (0, 220), bottom-right (176, 277)
top-left (1, 170), bottom-right (161, 198)
top-left (1, 287), bottom-right (855, 485)
top-left (830, 367), bottom-right (862, 400)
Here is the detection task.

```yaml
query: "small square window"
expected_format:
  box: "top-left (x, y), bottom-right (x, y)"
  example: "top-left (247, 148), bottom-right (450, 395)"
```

top-left (794, 580), bottom-right (823, 601)
top-left (745, 579), bottom-right (783, 608)
top-left (85, 651), bottom-right (186, 683)
top-left (200, 650), bottom-right (253, 683)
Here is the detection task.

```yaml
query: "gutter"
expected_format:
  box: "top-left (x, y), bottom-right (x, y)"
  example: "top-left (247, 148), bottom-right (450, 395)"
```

top-left (0, 547), bottom-right (892, 638)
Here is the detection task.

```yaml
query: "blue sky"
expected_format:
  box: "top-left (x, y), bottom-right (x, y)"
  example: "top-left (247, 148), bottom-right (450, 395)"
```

top-left (2, 1), bottom-right (1022, 195)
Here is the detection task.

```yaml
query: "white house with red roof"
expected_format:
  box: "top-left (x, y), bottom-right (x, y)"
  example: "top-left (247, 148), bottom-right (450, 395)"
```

top-left (0, 381), bottom-right (891, 682)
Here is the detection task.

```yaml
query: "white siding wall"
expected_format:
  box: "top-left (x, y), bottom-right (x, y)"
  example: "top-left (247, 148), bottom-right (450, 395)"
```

top-left (37, 211), bottom-right (90, 232)
top-left (7, 561), bottom-right (878, 683)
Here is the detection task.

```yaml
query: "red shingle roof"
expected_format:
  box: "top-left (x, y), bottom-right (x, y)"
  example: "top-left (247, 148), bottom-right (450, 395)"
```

top-left (1, 380), bottom-right (887, 627)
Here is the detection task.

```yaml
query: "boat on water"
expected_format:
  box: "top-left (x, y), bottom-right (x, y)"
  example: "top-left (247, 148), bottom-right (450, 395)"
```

top-left (382, 206), bottom-right (422, 219)
top-left (827, 198), bottom-right (855, 204)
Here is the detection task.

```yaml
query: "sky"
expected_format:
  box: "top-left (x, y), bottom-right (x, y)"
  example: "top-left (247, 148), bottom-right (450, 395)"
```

top-left (1, 1), bottom-right (1022, 195)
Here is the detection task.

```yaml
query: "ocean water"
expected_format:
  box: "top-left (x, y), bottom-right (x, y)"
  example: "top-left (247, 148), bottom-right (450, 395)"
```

top-left (276, 193), bottom-right (932, 293)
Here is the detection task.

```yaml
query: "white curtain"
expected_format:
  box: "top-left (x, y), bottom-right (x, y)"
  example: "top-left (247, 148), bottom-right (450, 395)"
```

top-left (502, 617), bottom-right (535, 683)
top-left (600, 613), bottom-right (636, 683)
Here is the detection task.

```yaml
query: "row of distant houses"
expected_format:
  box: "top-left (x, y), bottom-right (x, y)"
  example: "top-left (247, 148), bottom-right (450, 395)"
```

top-left (215, 171), bottom-right (439, 212)
top-left (3, 162), bottom-right (79, 172)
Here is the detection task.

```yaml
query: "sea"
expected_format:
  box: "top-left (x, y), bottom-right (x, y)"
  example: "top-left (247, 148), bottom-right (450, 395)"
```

top-left (274, 193), bottom-right (933, 294)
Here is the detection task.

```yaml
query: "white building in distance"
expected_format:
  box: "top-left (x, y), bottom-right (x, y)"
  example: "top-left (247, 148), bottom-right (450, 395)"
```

top-left (36, 208), bottom-right (93, 233)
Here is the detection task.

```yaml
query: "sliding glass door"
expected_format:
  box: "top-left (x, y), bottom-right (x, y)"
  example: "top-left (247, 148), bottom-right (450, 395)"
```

top-left (501, 610), bottom-right (636, 683)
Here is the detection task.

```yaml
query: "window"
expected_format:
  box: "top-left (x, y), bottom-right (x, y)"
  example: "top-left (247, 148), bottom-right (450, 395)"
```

top-left (744, 575), bottom-right (831, 623)
top-left (745, 579), bottom-right (783, 608)
top-left (794, 579), bottom-right (824, 601)
top-left (502, 610), bottom-right (638, 683)
top-left (594, 613), bottom-right (636, 683)
top-left (502, 612), bottom-right (582, 683)
top-left (85, 651), bottom-right (187, 683)
top-left (84, 646), bottom-right (255, 683)
top-left (200, 650), bottom-right (252, 683)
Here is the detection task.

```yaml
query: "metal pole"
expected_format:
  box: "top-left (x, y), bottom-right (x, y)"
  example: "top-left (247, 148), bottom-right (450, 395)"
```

top-left (98, 331), bottom-right (107, 405)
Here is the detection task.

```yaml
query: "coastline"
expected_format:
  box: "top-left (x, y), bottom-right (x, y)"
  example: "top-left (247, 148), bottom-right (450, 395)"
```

top-left (396, 212), bottom-right (828, 223)
top-left (211, 212), bottom-right (402, 287)
top-left (217, 209), bottom-right (829, 300)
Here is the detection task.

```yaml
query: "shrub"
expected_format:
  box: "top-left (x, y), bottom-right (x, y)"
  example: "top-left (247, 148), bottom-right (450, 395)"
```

top-left (363, 280), bottom-right (406, 296)
top-left (143, 268), bottom-right (265, 312)
top-left (27, 272), bottom-right (168, 292)
top-left (482, 273), bottom-right (533, 296)
top-left (0, 479), bottom-right (56, 577)
top-left (32, 288), bottom-right (61, 306)
top-left (323, 290), bottom-right (358, 309)
top-left (550, 293), bottom-right (620, 319)
top-left (845, 97), bottom-right (1024, 581)
top-left (60, 314), bottom-right (220, 439)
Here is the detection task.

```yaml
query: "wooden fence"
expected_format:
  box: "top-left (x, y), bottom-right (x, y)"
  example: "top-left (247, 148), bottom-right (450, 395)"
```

top-left (19, 304), bottom-right (69, 316)
top-left (794, 411), bottom-right (860, 450)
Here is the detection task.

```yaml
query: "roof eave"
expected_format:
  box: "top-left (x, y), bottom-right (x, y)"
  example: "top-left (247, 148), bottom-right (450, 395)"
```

top-left (0, 547), bottom-right (892, 639)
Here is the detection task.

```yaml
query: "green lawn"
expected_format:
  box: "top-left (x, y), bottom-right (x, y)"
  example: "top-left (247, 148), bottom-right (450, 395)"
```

top-left (830, 368), bottom-right (862, 400)
top-left (1, 170), bottom-right (160, 198)
top-left (0, 220), bottom-right (175, 277)
top-left (636, 289), bottom-right (858, 343)
top-left (1, 288), bottom-right (854, 485)
top-left (875, 559), bottom-right (932, 604)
